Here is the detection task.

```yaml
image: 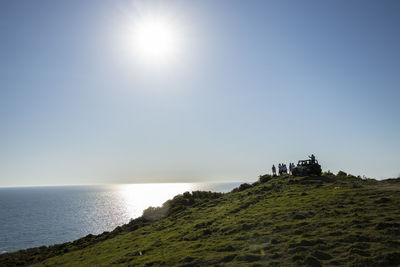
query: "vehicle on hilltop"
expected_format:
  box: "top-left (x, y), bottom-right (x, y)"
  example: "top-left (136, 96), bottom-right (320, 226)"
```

top-left (292, 156), bottom-right (322, 176)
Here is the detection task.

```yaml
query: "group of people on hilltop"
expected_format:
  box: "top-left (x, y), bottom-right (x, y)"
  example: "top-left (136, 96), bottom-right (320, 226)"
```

top-left (272, 162), bottom-right (296, 176)
top-left (272, 154), bottom-right (316, 176)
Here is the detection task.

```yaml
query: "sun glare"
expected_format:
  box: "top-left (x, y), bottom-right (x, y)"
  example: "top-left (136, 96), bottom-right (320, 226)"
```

top-left (118, 183), bottom-right (194, 219)
top-left (132, 16), bottom-right (180, 66)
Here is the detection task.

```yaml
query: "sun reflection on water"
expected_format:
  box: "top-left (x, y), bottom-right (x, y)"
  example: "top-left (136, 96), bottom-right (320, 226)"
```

top-left (117, 183), bottom-right (196, 219)
top-left (0, 183), bottom-right (240, 252)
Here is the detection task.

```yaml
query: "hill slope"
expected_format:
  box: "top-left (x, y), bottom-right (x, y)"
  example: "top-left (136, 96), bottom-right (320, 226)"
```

top-left (1, 174), bottom-right (400, 266)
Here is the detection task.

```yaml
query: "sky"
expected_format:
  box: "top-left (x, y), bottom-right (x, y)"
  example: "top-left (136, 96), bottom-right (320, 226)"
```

top-left (0, 0), bottom-right (399, 186)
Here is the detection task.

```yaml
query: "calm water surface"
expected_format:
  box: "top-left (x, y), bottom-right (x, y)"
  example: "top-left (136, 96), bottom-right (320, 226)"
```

top-left (0, 183), bottom-right (240, 253)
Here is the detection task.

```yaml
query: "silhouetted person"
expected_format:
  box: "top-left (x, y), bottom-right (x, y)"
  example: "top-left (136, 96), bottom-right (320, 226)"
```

top-left (283, 164), bottom-right (287, 174)
top-left (309, 154), bottom-right (316, 164)
top-left (272, 165), bottom-right (276, 176)
top-left (289, 163), bottom-right (293, 175)
top-left (278, 164), bottom-right (282, 176)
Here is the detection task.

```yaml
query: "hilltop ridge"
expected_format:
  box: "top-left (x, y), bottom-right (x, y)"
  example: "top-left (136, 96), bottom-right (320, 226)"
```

top-left (1, 174), bottom-right (400, 266)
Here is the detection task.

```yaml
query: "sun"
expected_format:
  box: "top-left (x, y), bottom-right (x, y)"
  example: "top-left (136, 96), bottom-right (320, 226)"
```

top-left (132, 16), bottom-right (180, 66)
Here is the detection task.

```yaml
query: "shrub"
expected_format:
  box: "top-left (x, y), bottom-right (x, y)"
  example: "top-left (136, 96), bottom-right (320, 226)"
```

top-left (232, 183), bottom-right (252, 192)
top-left (337, 170), bottom-right (347, 176)
top-left (259, 175), bottom-right (272, 183)
top-left (142, 206), bottom-right (169, 221)
top-left (322, 170), bottom-right (333, 176)
top-left (143, 191), bottom-right (223, 220)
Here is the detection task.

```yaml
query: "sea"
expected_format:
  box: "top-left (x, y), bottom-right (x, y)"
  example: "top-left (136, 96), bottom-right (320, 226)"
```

top-left (0, 182), bottom-right (240, 254)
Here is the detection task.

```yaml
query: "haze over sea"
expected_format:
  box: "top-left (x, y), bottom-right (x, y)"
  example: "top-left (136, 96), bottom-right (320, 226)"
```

top-left (0, 182), bottom-right (240, 253)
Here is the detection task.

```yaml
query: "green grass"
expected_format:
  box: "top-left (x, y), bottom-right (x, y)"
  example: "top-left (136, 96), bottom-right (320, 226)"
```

top-left (1, 174), bottom-right (400, 266)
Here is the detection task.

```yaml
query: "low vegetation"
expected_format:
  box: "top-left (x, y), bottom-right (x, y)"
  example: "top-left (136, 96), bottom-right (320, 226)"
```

top-left (1, 173), bottom-right (400, 266)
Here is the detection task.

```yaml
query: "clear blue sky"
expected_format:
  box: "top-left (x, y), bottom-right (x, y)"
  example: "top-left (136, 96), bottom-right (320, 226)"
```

top-left (0, 0), bottom-right (399, 186)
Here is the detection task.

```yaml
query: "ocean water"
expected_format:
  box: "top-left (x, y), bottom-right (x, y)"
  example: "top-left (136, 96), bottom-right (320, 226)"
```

top-left (0, 183), bottom-right (240, 253)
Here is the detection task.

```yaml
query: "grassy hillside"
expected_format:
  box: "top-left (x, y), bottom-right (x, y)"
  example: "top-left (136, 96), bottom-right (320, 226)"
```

top-left (1, 174), bottom-right (400, 266)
